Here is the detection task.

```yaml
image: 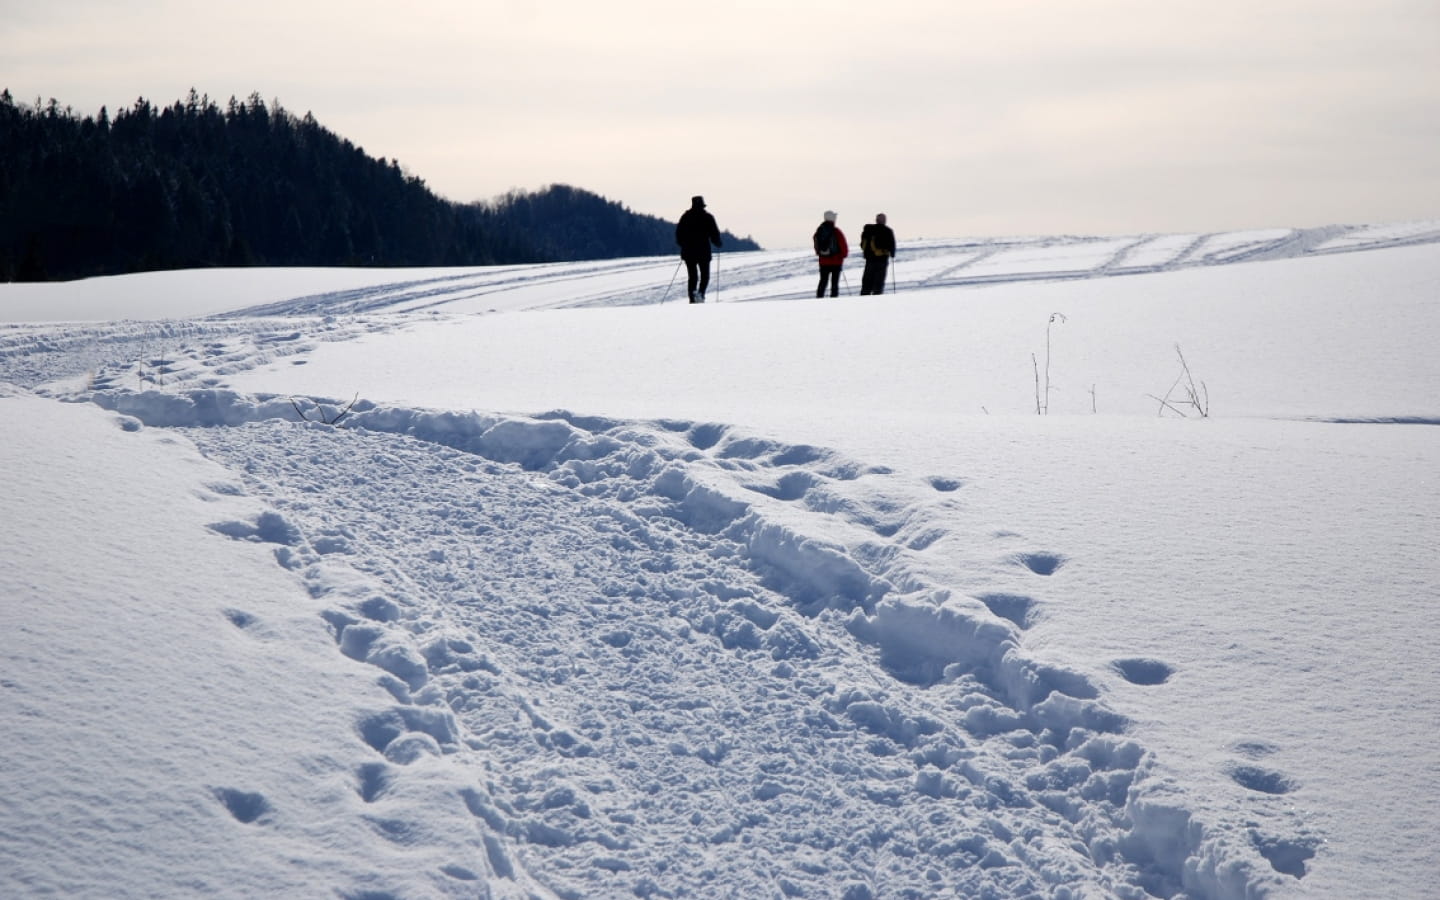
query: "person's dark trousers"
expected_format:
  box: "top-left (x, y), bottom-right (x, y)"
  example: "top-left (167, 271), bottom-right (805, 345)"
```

top-left (817, 265), bottom-right (842, 298)
top-left (861, 257), bottom-right (890, 295)
top-left (685, 258), bottom-right (711, 302)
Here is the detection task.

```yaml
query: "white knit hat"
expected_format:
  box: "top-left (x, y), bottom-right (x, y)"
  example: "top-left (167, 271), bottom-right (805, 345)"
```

top-left (823, 210), bottom-right (837, 222)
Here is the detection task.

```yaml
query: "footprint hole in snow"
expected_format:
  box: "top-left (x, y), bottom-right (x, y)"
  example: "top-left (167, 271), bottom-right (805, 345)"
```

top-left (977, 593), bottom-right (1038, 629)
top-left (1232, 740), bottom-right (1280, 759)
top-left (223, 608), bottom-right (257, 629)
top-left (356, 762), bottom-right (392, 803)
top-left (1226, 763), bottom-right (1298, 795)
top-left (744, 470), bottom-right (820, 502)
top-left (770, 444), bottom-right (826, 466)
top-left (1112, 657), bottom-right (1174, 686)
top-left (686, 422), bottom-right (726, 450)
top-left (715, 436), bottom-right (780, 461)
top-left (214, 787), bottom-right (270, 824)
top-left (907, 528), bottom-right (946, 551)
top-left (252, 510), bottom-right (302, 545)
top-left (1251, 831), bottom-right (1320, 879)
top-left (1015, 551), bottom-right (1066, 576)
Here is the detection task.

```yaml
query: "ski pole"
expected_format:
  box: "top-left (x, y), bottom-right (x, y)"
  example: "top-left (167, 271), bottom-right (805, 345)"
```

top-left (661, 259), bottom-right (682, 303)
top-left (713, 252), bottom-right (720, 302)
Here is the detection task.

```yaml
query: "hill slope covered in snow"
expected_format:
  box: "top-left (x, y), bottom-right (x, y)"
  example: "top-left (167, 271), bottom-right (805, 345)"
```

top-left (2, 221), bottom-right (1438, 899)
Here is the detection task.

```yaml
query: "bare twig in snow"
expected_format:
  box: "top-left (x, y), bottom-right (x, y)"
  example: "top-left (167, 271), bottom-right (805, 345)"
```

top-left (291, 393), bottom-right (359, 425)
top-left (1149, 345), bottom-right (1209, 418)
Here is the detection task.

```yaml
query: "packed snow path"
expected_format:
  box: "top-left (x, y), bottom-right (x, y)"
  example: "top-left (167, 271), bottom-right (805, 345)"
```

top-left (71, 388), bottom-right (1304, 899)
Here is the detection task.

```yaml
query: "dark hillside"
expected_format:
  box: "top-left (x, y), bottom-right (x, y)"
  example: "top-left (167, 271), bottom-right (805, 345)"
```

top-left (478, 185), bottom-right (757, 264)
top-left (0, 90), bottom-right (761, 282)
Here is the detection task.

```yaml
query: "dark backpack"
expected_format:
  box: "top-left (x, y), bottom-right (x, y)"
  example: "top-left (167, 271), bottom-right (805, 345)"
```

top-left (860, 224), bottom-right (889, 257)
top-left (814, 222), bottom-right (838, 256)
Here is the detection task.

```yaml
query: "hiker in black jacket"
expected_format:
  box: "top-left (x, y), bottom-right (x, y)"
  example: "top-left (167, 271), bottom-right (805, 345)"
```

top-left (859, 213), bottom-right (897, 295)
top-left (675, 196), bottom-right (722, 303)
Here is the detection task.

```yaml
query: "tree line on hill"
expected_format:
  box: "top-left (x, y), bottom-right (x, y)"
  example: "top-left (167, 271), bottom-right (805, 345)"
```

top-left (0, 90), bottom-right (761, 282)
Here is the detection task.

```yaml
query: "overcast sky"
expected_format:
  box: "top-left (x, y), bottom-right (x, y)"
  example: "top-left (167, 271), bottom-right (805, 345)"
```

top-left (6, 0), bottom-right (1439, 248)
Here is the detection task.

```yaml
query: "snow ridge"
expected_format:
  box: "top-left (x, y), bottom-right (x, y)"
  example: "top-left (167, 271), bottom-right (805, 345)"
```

top-left (85, 386), bottom-right (1307, 899)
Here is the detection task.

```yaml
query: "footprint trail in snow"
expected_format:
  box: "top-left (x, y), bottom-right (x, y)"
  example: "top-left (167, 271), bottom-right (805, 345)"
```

top-left (114, 391), bottom-right (1305, 900)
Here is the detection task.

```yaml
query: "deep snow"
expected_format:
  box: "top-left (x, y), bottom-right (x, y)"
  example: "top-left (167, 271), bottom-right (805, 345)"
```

top-left (2, 222), bottom-right (1438, 899)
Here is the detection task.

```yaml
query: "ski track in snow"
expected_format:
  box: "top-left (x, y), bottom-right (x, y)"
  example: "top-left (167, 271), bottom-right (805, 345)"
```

top-left (4, 224), bottom-right (1422, 898)
top-left (0, 223), bottom-right (1406, 329)
top-left (1, 223), bottom-right (1426, 380)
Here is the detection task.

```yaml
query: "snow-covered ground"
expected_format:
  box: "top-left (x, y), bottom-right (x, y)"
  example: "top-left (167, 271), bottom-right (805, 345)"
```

top-left (2, 221), bottom-right (1438, 899)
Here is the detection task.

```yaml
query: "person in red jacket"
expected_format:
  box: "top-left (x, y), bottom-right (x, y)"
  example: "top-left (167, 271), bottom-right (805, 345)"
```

top-left (813, 210), bottom-right (848, 298)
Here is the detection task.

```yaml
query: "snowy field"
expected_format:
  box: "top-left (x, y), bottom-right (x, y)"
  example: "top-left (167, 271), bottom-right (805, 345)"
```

top-left (2, 222), bottom-right (1438, 899)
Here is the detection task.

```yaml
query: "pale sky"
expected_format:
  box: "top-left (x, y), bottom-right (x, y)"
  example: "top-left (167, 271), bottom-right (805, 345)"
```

top-left (5, 0), bottom-right (1439, 248)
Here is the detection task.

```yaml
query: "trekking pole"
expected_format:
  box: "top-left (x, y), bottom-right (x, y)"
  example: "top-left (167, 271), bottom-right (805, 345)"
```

top-left (713, 252), bottom-right (719, 302)
top-left (660, 259), bottom-right (682, 303)
top-left (891, 257), bottom-right (897, 294)
top-left (841, 269), bottom-right (851, 296)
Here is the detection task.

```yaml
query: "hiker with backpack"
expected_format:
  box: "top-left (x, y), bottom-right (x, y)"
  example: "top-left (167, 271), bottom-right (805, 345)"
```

top-left (675, 195), bottom-right (723, 303)
top-left (813, 210), bottom-right (849, 298)
top-left (859, 213), bottom-right (897, 295)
